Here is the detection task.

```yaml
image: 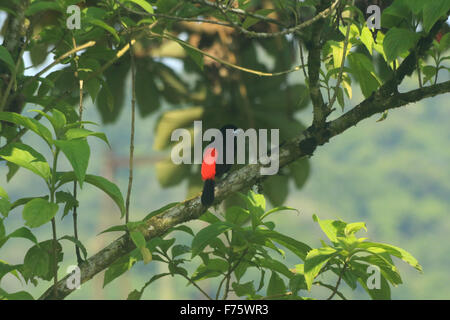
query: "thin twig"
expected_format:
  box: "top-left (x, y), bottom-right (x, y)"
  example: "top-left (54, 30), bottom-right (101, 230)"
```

top-left (18, 41), bottom-right (96, 95)
top-left (155, 31), bottom-right (306, 77)
top-left (327, 261), bottom-right (347, 300)
top-left (222, 248), bottom-right (248, 300)
top-left (125, 36), bottom-right (136, 224)
top-left (71, 36), bottom-right (84, 264)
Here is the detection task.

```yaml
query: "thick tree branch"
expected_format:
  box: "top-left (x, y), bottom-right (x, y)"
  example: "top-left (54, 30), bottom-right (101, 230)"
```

top-left (39, 79), bottom-right (450, 300)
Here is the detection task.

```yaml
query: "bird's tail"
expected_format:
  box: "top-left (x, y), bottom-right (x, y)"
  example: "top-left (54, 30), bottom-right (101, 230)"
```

top-left (201, 179), bottom-right (215, 206)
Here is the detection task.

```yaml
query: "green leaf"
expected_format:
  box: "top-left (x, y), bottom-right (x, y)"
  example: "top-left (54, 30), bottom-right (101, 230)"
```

top-left (153, 106), bottom-right (203, 150)
top-left (7, 227), bottom-right (38, 245)
top-left (23, 244), bottom-right (50, 279)
top-left (57, 173), bottom-right (125, 217)
top-left (0, 143), bottom-right (51, 181)
top-left (86, 18), bottom-right (120, 43)
top-left (191, 222), bottom-right (234, 257)
top-left (0, 288), bottom-right (34, 300)
top-left (29, 109), bottom-right (66, 136)
top-left (422, 0), bottom-right (450, 33)
top-left (262, 175), bottom-right (288, 206)
top-left (135, 68), bottom-right (160, 116)
top-left (312, 214), bottom-right (346, 243)
top-left (260, 230), bottom-right (311, 261)
top-left (130, 230), bottom-right (146, 249)
top-left (383, 28), bottom-right (420, 62)
top-left (351, 261), bottom-right (391, 300)
top-left (144, 202), bottom-right (179, 221)
top-left (0, 218), bottom-right (4, 239)
top-left (0, 198), bottom-right (11, 218)
top-left (232, 281), bottom-right (256, 297)
top-left (0, 186), bottom-right (9, 200)
top-left (266, 272), bottom-right (287, 297)
top-left (259, 257), bottom-right (293, 279)
top-left (353, 253), bottom-right (402, 286)
top-left (22, 198), bottom-right (59, 228)
top-left (64, 128), bottom-right (110, 148)
top-left (127, 289), bottom-right (143, 300)
top-left (59, 235), bottom-right (88, 259)
top-left (55, 191), bottom-right (78, 219)
top-left (140, 247), bottom-right (152, 264)
top-left (98, 224), bottom-right (128, 235)
top-left (54, 139), bottom-right (90, 187)
top-left (10, 196), bottom-right (48, 210)
top-left (357, 242), bottom-right (422, 272)
top-left (25, 1), bottom-right (62, 15)
top-left (199, 210), bottom-right (221, 224)
top-left (240, 190), bottom-right (266, 217)
top-left (0, 45), bottom-right (16, 74)
top-left (289, 158), bottom-right (310, 188)
top-left (225, 206), bottom-right (250, 226)
top-left (125, 0), bottom-right (154, 14)
top-left (171, 244), bottom-right (190, 258)
top-left (103, 251), bottom-right (139, 287)
top-left (0, 112), bottom-right (53, 146)
top-left (182, 45), bottom-right (204, 70)
top-left (347, 53), bottom-right (381, 97)
top-left (344, 222), bottom-right (367, 237)
top-left (304, 247), bottom-right (338, 290)
top-left (242, 8), bottom-right (274, 29)
top-left (261, 206), bottom-right (298, 221)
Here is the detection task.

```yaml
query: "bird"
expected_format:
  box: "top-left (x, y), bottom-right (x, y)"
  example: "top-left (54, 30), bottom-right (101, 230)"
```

top-left (201, 124), bottom-right (240, 206)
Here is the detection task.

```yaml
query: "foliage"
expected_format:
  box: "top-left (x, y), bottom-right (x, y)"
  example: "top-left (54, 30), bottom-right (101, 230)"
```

top-left (114, 191), bottom-right (421, 300)
top-left (0, 0), bottom-right (448, 299)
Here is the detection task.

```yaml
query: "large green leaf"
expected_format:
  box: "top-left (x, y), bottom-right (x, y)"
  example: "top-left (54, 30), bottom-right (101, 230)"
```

top-left (64, 128), bottom-right (110, 147)
top-left (57, 172), bottom-right (125, 217)
top-left (85, 18), bottom-right (120, 43)
top-left (304, 247), bottom-right (338, 290)
top-left (7, 227), bottom-right (38, 245)
top-left (0, 143), bottom-right (51, 181)
top-left (383, 27), bottom-right (420, 62)
top-left (22, 198), bottom-right (59, 228)
top-left (153, 107), bottom-right (203, 150)
top-left (266, 271), bottom-right (287, 297)
top-left (29, 109), bottom-right (66, 137)
top-left (347, 53), bottom-right (381, 97)
top-left (0, 45), bottom-right (16, 74)
top-left (191, 222), bottom-right (234, 257)
top-left (0, 198), bottom-right (11, 218)
top-left (422, 0), bottom-right (450, 33)
top-left (260, 230), bottom-right (311, 261)
top-left (0, 112), bottom-right (53, 146)
top-left (25, 1), bottom-right (62, 15)
top-left (23, 244), bottom-right (50, 279)
top-left (125, 0), bottom-right (154, 14)
top-left (54, 139), bottom-right (90, 187)
top-left (357, 241), bottom-right (422, 272)
top-left (351, 260), bottom-right (391, 300)
top-left (103, 250), bottom-right (139, 287)
top-left (312, 214), bottom-right (346, 243)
